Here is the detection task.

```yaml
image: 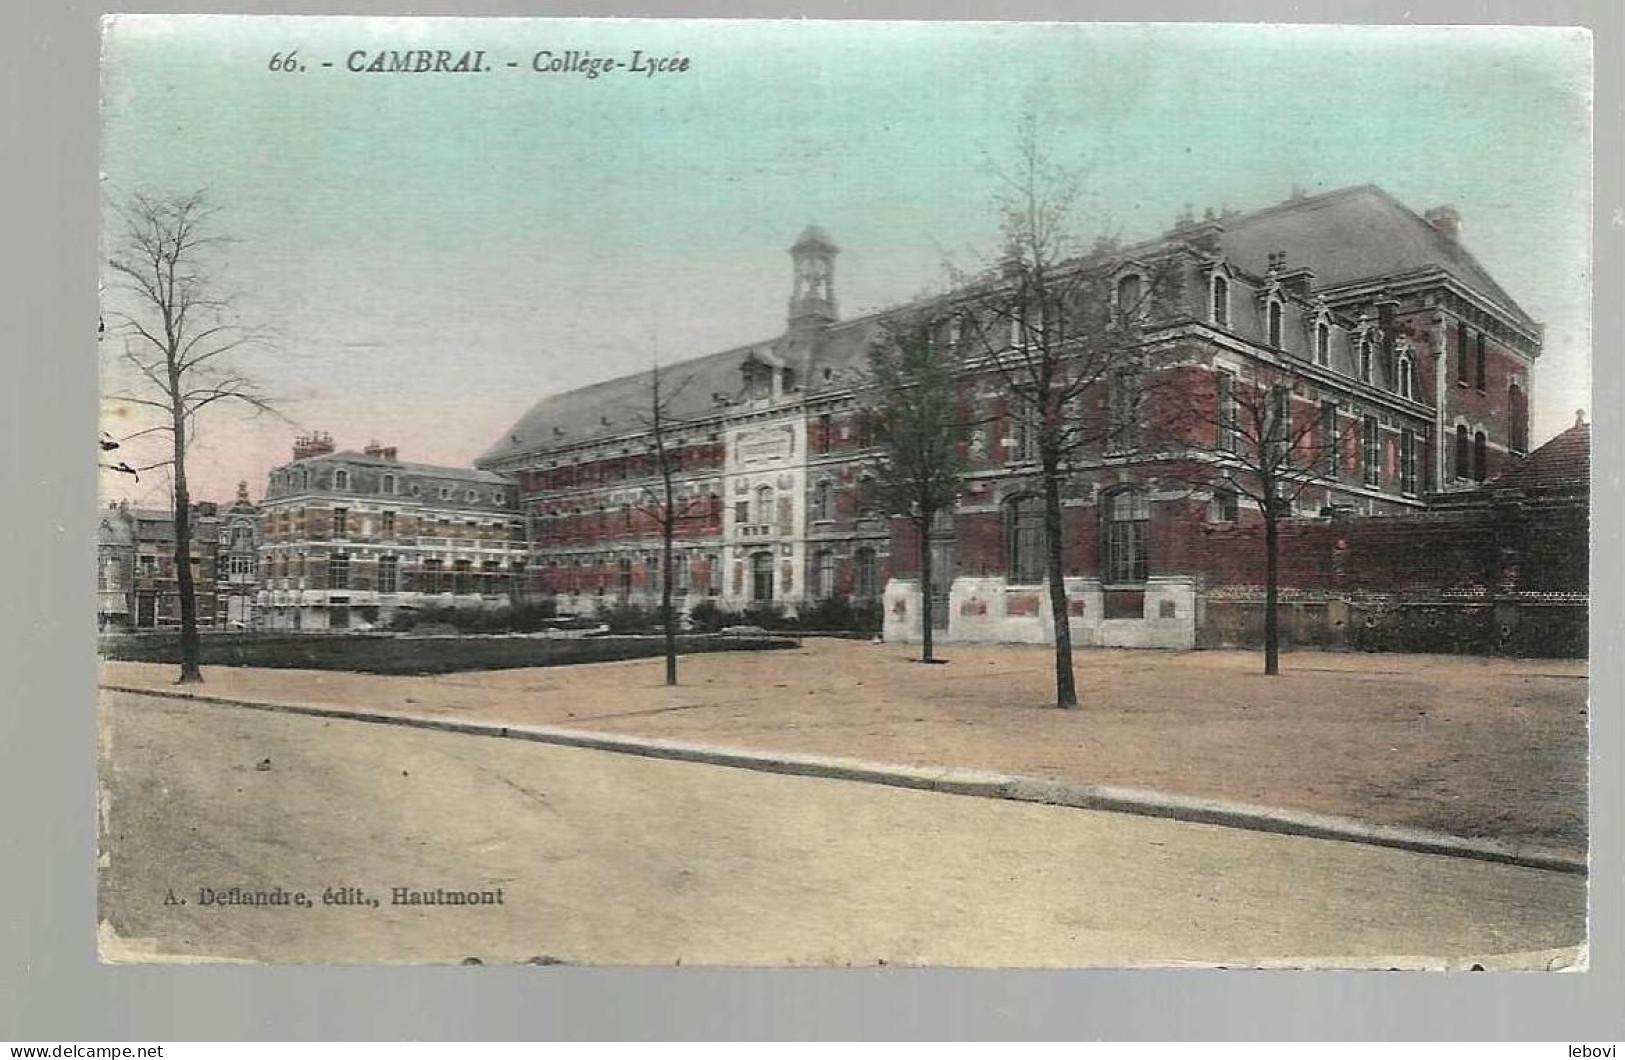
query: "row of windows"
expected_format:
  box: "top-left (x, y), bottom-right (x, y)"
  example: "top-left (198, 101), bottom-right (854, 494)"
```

top-left (1002, 491), bottom-right (1148, 588)
top-left (273, 467), bottom-right (513, 506)
top-left (1209, 274), bottom-right (1424, 398)
top-left (266, 554), bottom-right (522, 595)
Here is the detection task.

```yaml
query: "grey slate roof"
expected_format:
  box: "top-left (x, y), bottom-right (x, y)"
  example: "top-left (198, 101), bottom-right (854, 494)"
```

top-left (289, 450), bottom-right (513, 485)
top-left (1217, 185), bottom-right (1536, 329)
top-left (481, 185), bottom-right (1537, 467)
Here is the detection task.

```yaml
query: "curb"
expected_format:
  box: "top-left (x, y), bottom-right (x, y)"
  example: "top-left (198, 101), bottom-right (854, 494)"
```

top-left (100, 683), bottom-right (1587, 875)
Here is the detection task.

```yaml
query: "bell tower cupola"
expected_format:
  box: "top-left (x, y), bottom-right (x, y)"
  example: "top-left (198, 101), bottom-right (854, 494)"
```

top-left (788, 225), bottom-right (839, 330)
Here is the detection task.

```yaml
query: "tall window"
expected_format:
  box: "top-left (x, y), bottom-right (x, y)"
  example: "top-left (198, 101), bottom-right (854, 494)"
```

top-left (1216, 371), bottom-right (1238, 453)
top-left (377, 555), bottom-right (398, 594)
top-left (814, 549), bottom-right (835, 599)
top-left (812, 480), bottom-right (833, 521)
top-left (645, 555), bottom-right (659, 593)
top-left (1012, 403), bottom-right (1039, 462)
top-left (616, 557), bottom-right (632, 600)
top-left (421, 558), bottom-right (444, 593)
top-left (854, 547), bottom-right (878, 598)
top-left (1509, 383), bottom-right (1529, 454)
top-left (754, 485), bottom-right (774, 526)
top-left (1400, 429), bottom-right (1417, 495)
top-left (1108, 368), bottom-right (1142, 451)
top-left (1455, 424), bottom-right (1471, 480)
top-left (1457, 322), bottom-right (1470, 383)
top-left (751, 551), bottom-right (774, 602)
top-left (328, 552), bottom-right (350, 591)
top-left (1116, 273), bottom-right (1144, 322)
top-left (332, 508), bottom-right (348, 537)
top-left (1211, 274), bottom-right (1230, 327)
top-left (1267, 300), bottom-right (1284, 348)
top-left (1210, 486), bottom-right (1239, 522)
top-left (1319, 402), bottom-right (1340, 475)
top-left (1358, 337), bottom-right (1373, 384)
top-left (673, 553), bottom-right (690, 596)
top-left (382, 473), bottom-right (396, 495)
top-left (1363, 415), bottom-right (1381, 487)
top-left (1103, 490), bottom-right (1150, 584)
top-left (734, 500), bottom-right (749, 528)
top-left (1315, 321), bottom-right (1330, 366)
top-left (1396, 355), bottom-right (1414, 400)
top-left (817, 413), bottom-right (832, 454)
top-left (707, 553), bottom-right (722, 596)
top-left (1265, 386), bottom-right (1290, 463)
top-left (334, 468), bottom-right (349, 491)
top-left (1473, 431), bottom-right (1488, 482)
top-left (1005, 496), bottom-right (1046, 585)
top-left (1475, 333), bottom-right (1488, 391)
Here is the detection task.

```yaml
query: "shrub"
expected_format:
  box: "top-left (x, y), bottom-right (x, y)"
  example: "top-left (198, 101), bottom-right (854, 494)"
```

top-left (795, 595), bottom-right (883, 633)
top-left (687, 598), bottom-right (729, 633)
top-left (597, 600), bottom-right (657, 633)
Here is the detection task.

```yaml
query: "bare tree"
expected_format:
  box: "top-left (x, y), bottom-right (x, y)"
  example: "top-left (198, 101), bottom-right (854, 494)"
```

top-left (861, 309), bottom-right (972, 664)
top-left (629, 361), bottom-right (706, 686)
top-left (951, 120), bottom-right (1166, 707)
top-left (1170, 359), bottom-right (1365, 675)
top-left (104, 191), bottom-right (278, 683)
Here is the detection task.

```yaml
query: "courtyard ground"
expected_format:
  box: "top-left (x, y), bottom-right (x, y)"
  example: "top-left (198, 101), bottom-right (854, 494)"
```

top-left (98, 690), bottom-right (1586, 967)
top-left (100, 640), bottom-right (1588, 855)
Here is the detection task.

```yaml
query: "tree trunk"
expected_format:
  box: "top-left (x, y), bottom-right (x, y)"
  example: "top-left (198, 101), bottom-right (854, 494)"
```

top-left (1042, 456), bottom-right (1077, 708)
top-left (918, 519), bottom-right (934, 663)
top-left (662, 476), bottom-right (677, 686)
top-left (170, 386), bottom-right (203, 684)
top-left (1263, 499), bottom-right (1280, 676)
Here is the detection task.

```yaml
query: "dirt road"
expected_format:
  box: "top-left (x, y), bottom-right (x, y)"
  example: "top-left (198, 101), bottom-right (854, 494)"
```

top-left (97, 690), bottom-right (1585, 967)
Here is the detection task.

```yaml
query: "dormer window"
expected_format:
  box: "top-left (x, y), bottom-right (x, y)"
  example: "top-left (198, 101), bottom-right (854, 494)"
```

top-left (1266, 299), bottom-right (1284, 348)
top-left (1358, 336), bottom-right (1373, 384)
top-left (333, 468), bottom-right (349, 491)
top-left (1210, 274), bottom-right (1230, 328)
top-left (381, 473), bottom-right (396, 495)
top-left (1396, 353), bottom-right (1414, 400)
top-left (1314, 321), bottom-right (1331, 367)
top-left (1114, 271), bottom-right (1146, 324)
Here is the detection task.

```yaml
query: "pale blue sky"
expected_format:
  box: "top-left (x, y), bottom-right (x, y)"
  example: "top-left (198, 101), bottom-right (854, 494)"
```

top-left (100, 16), bottom-right (1592, 506)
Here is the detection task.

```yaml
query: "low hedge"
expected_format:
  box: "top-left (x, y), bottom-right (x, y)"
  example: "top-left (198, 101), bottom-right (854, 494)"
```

top-left (100, 631), bottom-right (796, 675)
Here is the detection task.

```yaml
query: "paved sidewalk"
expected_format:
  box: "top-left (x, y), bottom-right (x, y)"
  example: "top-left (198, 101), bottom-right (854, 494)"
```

top-left (100, 640), bottom-right (1588, 854)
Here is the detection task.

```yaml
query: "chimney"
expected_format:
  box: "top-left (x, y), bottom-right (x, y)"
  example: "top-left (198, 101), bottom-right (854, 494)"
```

top-left (291, 431), bottom-right (334, 461)
top-left (1424, 205), bottom-right (1461, 242)
top-left (363, 441), bottom-right (398, 461)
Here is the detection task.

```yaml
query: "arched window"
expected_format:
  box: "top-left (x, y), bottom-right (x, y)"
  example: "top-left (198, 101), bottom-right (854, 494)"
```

top-left (813, 549), bottom-right (835, 599)
top-left (754, 484), bottom-right (774, 526)
top-left (1314, 321), bottom-right (1331, 366)
top-left (334, 468), bottom-right (349, 491)
top-left (1103, 489), bottom-right (1150, 584)
top-left (1266, 300), bottom-right (1284, 348)
top-left (751, 551), bottom-right (775, 602)
top-left (381, 473), bottom-right (395, 495)
top-left (1396, 355), bottom-right (1414, 400)
top-left (1358, 337), bottom-right (1373, 383)
top-left (812, 480), bottom-right (833, 522)
top-left (1473, 431), bottom-right (1488, 482)
top-left (1115, 272), bottom-right (1144, 322)
top-left (1005, 495), bottom-right (1046, 585)
top-left (1455, 424), bottom-right (1471, 480)
top-left (1210, 274), bottom-right (1230, 327)
top-left (853, 547), bottom-right (878, 599)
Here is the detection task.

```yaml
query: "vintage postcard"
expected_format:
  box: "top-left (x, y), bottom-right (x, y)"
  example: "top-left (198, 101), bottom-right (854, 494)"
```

top-left (96, 16), bottom-right (1591, 967)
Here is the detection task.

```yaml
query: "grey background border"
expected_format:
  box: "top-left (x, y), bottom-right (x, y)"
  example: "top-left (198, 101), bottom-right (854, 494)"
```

top-left (4, 0), bottom-right (1619, 1041)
